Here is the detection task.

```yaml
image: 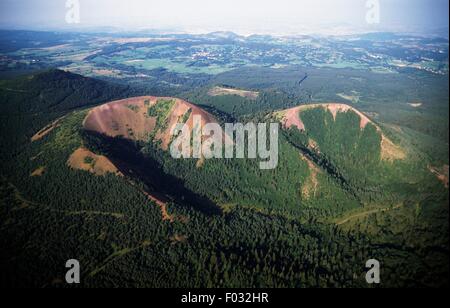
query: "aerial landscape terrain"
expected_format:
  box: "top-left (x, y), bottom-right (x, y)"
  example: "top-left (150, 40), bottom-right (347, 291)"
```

top-left (0, 0), bottom-right (449, 289)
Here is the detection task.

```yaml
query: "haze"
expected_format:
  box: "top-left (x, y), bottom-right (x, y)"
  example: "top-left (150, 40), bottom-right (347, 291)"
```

top-left (0, 0), bottom-right (448, 35)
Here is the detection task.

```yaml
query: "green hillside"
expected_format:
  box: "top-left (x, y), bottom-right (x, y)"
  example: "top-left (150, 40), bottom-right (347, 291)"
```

top-left (0, 69), bottom-right (134, 161)
top-left (0, 70), bottom-right (448, 288)
top-left (279, 105), bottom-right (444, 205)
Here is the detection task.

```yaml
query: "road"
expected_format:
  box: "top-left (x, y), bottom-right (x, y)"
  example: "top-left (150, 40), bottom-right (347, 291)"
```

top-left (335, 204), bottom-right (403, 226)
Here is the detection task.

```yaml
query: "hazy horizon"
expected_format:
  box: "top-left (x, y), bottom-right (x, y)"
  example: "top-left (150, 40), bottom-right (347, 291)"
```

top-left (0, 0), bottom-right (449, 36)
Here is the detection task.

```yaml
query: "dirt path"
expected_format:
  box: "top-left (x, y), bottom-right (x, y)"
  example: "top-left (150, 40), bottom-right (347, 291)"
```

top-left (0, 87), bottom-right (29, 93)
top-left (335, 204), bottom-right (403, 226)
top-left (31, 116), bottom-right (66, 142)
top-left (126, 180), bottom-right (174, 222)
top-left (141, 189), bottom-right (174, 222)
top-left (3, 179), bottom-right (127, 219)
top-left (87, 240), bottom-right (152, 278)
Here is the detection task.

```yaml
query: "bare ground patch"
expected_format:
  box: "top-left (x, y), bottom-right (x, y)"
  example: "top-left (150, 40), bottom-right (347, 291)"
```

top-left (380, 136), bottom-right (406, 161)
top-left (30, 166), bottom-right (46, 177)
top-left (208, 86), bottom-right (259, 99)
top-left (67, 147), bottom-right (122, 176)
top-left (92, 68), bottom-right (122, 77)
top-left (337, 91), bottom-right (360, 103)
top-left (83, 96), bottom-right (158, 141)
top-left (170, 234), bottom-right (188, 244)
top-left (429, 165), bottom-right (449, 188)
top-left (127, 180), bottom-right (175, 223)
top-left (82, 96), bottom-right (229, 222)
top-left (300, 154), bottom-right (321, 199)
top-left (143, 190), bottom-right (174, 223)
top-left (31, 116), bottom-right (65, 142)
top-left (279, 103), bottom-right (374, 131)
top-left (277, 103), bottom-right (406, 161)
top-left (83, 96), bottom-right (226, 151)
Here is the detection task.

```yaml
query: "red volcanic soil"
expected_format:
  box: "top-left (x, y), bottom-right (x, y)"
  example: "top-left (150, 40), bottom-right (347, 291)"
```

top-left (83, 96), bottom-right (157, 141)
top-left (154, 97), bottom-right (218, 150)
top-left (281, 103), bottom-right (372, 131)
top-left (82, 96), bottom-right (223, 222)
top-left (277, 103), bottom-right (405, 161)
top-left (429, 165), bottom-right (449, 188)
top-left (83, 96), bottom-right (220, 150)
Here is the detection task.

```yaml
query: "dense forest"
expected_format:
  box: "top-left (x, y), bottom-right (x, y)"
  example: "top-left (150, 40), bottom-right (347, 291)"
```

top-left (0, 69), bottom-right (448, 288)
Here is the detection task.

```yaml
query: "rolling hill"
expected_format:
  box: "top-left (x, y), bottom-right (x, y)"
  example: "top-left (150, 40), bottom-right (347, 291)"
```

top-left (0, 70), bottom-right (448, 288)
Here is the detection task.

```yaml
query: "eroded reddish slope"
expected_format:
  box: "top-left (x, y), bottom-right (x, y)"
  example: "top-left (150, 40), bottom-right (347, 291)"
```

top-left (276, 103), bottom-right (406, 161)
top-left (83, 96), bottom-right (219, 150)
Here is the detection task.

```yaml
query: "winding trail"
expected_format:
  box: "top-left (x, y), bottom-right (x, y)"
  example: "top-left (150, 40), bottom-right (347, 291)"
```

top-left (335, 204), bottom-right (403, 226)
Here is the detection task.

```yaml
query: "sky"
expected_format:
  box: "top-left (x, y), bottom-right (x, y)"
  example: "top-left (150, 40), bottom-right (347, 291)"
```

top-left (0, 0), bottom-right (448, 36)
